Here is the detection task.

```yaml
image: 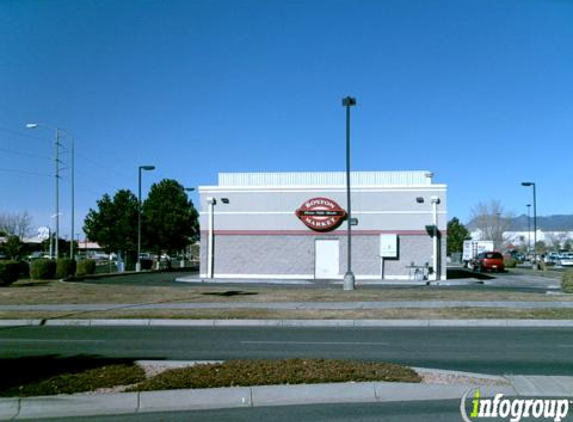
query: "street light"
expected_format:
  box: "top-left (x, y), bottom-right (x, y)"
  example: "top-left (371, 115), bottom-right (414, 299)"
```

top-left (26, 123), bottom-right (72, 259)
top-left (526, 204), bottom-right (531, 253)
top-left (521, 182), bottom-right (537, 257)
top-left (137, 165), bottom-right (155, 272)
top-left (430, 196), bottom-right (441, 281)
top-left (342, 96), bottom-right (356, 291)
top-left (206, 197), bottom-right (229, 278)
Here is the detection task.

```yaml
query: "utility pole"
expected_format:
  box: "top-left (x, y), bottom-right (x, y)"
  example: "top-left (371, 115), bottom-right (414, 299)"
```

top-left (55, 129), bottom-right (61, 259)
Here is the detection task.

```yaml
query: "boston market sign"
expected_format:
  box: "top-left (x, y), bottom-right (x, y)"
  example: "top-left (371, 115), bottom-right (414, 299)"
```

top-left (295, 197), bottom-right (347, 232)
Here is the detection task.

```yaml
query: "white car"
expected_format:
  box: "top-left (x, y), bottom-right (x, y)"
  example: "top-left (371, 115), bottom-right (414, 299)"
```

top-left (558, 253), bottom-right (573, 267)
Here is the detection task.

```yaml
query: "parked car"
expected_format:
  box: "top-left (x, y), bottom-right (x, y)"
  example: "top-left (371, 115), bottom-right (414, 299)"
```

top-left (559, 252), bottom-right (573, 267)
top-left (470, 252), bottom-right (505, 272)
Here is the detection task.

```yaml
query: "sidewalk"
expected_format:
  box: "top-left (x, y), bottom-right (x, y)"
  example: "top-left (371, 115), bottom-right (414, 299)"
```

top-left (3, 318), bottom-right (573, 328)
top-left (2, 300), bottom-right (573, 312)
top-left (1, 367), bottom-right (571, 420)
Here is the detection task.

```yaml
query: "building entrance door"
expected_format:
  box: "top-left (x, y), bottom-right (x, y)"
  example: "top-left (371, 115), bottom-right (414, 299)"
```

top-left (314, 239), bottom-right (339, 279)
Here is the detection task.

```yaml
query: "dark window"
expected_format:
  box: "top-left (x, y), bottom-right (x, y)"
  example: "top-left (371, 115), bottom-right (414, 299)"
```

top-left (485, 253), bottom-right (502, 259)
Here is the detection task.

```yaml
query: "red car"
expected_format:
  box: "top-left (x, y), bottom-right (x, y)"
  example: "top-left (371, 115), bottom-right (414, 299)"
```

top-left (470, 252), bottom-right (505, 272)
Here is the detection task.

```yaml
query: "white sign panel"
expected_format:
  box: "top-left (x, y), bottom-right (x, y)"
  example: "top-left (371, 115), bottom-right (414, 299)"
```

top-left (380, 234), bottom-right (398, 258)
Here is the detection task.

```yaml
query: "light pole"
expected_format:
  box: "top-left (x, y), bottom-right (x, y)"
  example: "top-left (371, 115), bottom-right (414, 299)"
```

top-left (430, 196), bottom-right (441, 281)
top-left (521, 182), bottom-right (537, 256)
top-left (137, 165), bottom-right (155, 272)
top-left (70, 137), bottom-right (75, 259)
top-left (496, 212), bottom-right (502, 250)
top-left (206, 197), bottom-right (229, 279)
top-left (526, 204), bottom-right (531, 253)
top-left (26, 123), bottom-right (71, 259)
top-left (342, 96), bottom-right (356, 291)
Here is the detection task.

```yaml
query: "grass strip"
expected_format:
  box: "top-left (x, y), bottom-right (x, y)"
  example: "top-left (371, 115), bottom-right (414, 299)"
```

top-left (129, 358), bottom-right (421, 392)
top-left (0, 364), bottom-right (146, 397)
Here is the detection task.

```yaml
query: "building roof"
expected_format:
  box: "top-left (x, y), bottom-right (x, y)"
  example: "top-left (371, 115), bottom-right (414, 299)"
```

top-left (216, 171), bottom-right (437, 188)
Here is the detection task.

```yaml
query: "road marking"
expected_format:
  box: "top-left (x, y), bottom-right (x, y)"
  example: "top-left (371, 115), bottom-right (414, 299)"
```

top-left (241, 340), bottom-right (388, 346)
top-left (0, 339), bottom-right (105, 343)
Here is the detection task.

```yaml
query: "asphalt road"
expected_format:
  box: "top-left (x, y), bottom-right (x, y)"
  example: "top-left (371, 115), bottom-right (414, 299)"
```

top-left (1, 326), bottom-right (572, 375)
top-left (21, 400), bottom-right (505, 422)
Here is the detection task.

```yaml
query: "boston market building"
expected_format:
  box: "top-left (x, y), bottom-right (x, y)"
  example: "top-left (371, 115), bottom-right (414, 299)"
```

top-left (198, 171), bottom-right (447, 281)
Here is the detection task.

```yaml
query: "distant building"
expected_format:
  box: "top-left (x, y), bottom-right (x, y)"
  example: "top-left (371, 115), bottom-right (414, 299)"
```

top-left (198, 171), bottom-right (447, 281)
top-left (470, 229), bottom-right (573, 250)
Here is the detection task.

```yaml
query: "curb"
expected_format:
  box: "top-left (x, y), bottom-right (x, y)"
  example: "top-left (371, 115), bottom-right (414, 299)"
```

top-left (0, 381), bottom-right (518, 420)
top-left (2, 319), bottom-right (573, 328)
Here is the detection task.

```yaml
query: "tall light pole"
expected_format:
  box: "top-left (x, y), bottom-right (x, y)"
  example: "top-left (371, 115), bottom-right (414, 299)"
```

top-left (70, 137), bottom-right (75, 259)
top-left (522, 182), bottom-right (537, 256)
top-left (342, 96), bottom-right (356, 291)
top-left (137, 165), bottom-right (155, 272)
top-left (526, 204), bottom-right (531, 253)
top-left (205, 197), bottom-right (229, 279)
top-left (26, 123), bottom-right (71, 259)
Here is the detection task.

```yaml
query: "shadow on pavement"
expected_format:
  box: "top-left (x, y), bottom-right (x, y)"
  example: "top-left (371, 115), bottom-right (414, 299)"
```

top-left (201, 290), bottom-right (259, 297)
top-left (446, 268), bottom-right (494, 281)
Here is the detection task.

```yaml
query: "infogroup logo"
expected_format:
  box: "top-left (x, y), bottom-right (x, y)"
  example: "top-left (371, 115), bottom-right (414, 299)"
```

top-left (460, 389), bottom-right (570, 422)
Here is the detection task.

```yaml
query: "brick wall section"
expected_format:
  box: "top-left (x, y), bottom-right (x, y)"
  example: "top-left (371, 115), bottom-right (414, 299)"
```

top-left (201, 233), bottom-right (446, 279)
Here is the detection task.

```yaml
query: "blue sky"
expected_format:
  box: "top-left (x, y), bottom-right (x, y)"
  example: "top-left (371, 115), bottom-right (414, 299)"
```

top-left (1, 0), bottom-right (572, 238)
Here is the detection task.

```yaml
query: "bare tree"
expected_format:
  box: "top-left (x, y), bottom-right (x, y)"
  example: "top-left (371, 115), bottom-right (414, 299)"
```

top-left (545, 233), bottom-right (568, 251)
top-left (470, 200), bottom-right (515, 250)
top-left (0, 211), bottom-right (33, 239)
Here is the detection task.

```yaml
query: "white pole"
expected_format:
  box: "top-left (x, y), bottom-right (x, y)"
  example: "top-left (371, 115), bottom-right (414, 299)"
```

top-left (207, 197), bottom-right (216, 278)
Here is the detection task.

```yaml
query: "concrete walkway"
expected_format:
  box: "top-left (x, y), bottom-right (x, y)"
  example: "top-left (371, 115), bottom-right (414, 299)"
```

top-left (2, 369), bottom-right (572, 420)
top-left (3, 318), bottom-right (573, 328)
top-left (2, 300), bottom-right (573, 312)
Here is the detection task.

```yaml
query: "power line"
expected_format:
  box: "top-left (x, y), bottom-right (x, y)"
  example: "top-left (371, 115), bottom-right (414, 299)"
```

top-left (0, 147), bottom-right (51, 160)
top-left (0, 126), bottom-right (51, 144)
top-left (75, 151), bottom-right (132, 180)
top-left (75, 167), bottom-right (123, 193)
top-left (0, 167), bottom-right (51, 177)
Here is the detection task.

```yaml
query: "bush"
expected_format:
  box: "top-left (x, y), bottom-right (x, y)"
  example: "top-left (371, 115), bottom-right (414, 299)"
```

top-left (76, 259), bottom-right (96, 276)
top-left (562, 269), bottom-right (573, 293)
top-left (140, 259), bottom-right (153, 270)
top-left (17, 260), bottom-right (30, 279)
top-left (56, 259), bottom-right (77, 279)
top-left (504, 258), bottom-right (517, 268)
top-left (130, 359), bottom-right (421, 392)
top-left (0, 261), bottom-right (20, 286)
top-left (30, 259), bottom-right (56, 280)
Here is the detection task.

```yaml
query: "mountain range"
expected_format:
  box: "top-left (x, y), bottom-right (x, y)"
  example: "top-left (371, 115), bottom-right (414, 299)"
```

top-left (466, 215), bottom-right (573, 231)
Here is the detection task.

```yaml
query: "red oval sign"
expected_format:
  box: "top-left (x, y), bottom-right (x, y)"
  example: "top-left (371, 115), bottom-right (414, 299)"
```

top-left (295, 197), bottom-right (347, 232)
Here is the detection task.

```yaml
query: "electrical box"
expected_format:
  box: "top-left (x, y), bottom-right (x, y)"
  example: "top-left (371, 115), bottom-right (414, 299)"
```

top-left (380, 234), bottom-right (398, 258)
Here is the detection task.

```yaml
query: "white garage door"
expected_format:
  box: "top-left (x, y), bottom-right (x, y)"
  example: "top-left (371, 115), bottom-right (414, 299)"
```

top-left (315, 239), bottom-right (340, 279)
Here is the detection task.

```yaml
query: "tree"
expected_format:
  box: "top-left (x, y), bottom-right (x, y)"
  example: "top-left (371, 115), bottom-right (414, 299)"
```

top-left (0, 211), bottom-right (33, 239)
top-left (142, 179), bottom-right (199, 255)
top-left (469, 200), bottom-right (514, 250)
top-left (535, 240), bottom-right (548, 255)
top-left (447, 217), bottom-right (471, 255)
top-left (41, 236), bottom-right (77, 258)
top-left (83, 190), bottom-right (139, 254)
top-left (2, 235), bottom-right (24, 260)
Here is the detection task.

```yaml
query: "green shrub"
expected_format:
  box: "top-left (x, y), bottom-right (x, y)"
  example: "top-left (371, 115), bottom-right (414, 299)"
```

top-left (30, 259), bottom-right (56, 280)
top-left (130, 359), bottom-right (421, 392)
top-left (504, 258), bottom-right (517, 268)
top-left (76, 259), bottom-right (96, 276)
top-left (140, 259), bottom-right (153, 270)
top-left (17, 260), bottom-right (30, 279)
top-left (1, 364), bottom-right (145, 397)
top-left (56, 259), bottom-right (77, 279)
top-left (0, 261), bottom-right (20, 286)
top-left (562, 269), bottom-right (573, 293)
